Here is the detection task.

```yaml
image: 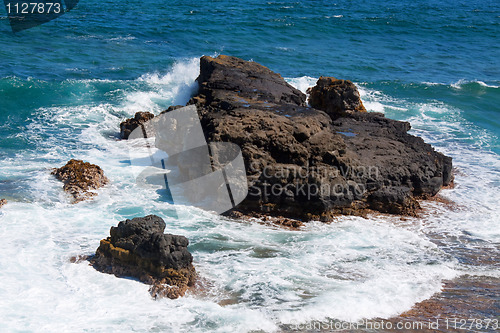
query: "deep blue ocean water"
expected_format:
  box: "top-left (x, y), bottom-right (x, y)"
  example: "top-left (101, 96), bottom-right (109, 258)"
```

top-left (0, 0), bottom-right (499, 331)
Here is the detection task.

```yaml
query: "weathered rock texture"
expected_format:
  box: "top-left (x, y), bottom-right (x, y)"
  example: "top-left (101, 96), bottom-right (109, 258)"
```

top-left (91, 215), bottom-right (196, 299)
top-left (120, 111), bottom-right (155, 139)
top-left (186, 55), bottom-right (452, 219)
top-left (0, 199), bottom-right (6, 208)
top-left (307, 76), bottom-right (366, 118)
top-left (52, 159), bottom-right (108, 203)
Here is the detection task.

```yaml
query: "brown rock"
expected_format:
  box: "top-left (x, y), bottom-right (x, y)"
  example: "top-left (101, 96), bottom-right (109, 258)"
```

top-left (0, 199), bottom-right (7, 208)
top-left (52, 159), bottom-right (108, 203)
top-left (307, 76), bottom-right (366, 119)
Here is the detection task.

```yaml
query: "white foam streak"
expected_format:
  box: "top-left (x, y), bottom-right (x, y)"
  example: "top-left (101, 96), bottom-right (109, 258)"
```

top-left (451, 79), bottom-right (500, 89)
top-left (286, 76), bottom-right (317, 95)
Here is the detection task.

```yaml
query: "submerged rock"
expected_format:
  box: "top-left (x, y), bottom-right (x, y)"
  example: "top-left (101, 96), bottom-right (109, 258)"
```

top-left (187, 55), bottom-right (452, 219)
top-left (0, 199), bottom-right (6, 208)
top-left (90, 215), bottom-right (196, 299)
top-left (120, 111), bottom-right (155, 139)
top-left (52, 159), bottom-right (108, 203)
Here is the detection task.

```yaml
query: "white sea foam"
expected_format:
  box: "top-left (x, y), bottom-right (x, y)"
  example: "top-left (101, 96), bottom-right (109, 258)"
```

top-left (286, 76), bottom-right (317, 95)
top-left (108, 35), bottom-right (137, 42)
top-left (422, 80), bottom-right (500, 89)
top-left (136, 57), bottom-right (200, 107)
top-left (451, 79), bottom-right (500, 89)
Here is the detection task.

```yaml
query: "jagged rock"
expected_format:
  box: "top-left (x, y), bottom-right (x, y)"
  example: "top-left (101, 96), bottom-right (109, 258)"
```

top-left (90, 215), bottom-right (196, 299)
top-left (52, 159), bottom-right (108, 203)
top-left (0, 199), bottom-right (7, 208)
top-left (120, 111), bottom-right (155, 139)
top-left (186, 55), bottom-right (452, 219)
top-left (307, 76), bottom-right (366, 118)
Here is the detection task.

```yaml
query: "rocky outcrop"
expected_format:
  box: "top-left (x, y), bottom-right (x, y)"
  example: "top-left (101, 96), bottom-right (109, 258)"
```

top-left (0, 199), bottom-right (6, 208)
top-left (52, 159), bottom-right (108, 203)
top-left (186, 55), bottom-right (452, 219)
top-left (120, 111), bottom-right (155, 139)
top-left (307, 76), bottom-right (366, 118)
top-left (191, 54), bottom-right (306, 110)
top-left (90, 215), bottom-right (196, 299)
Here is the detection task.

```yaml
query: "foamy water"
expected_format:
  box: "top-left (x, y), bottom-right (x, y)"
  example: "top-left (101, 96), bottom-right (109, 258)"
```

top-left (0, 59), bottom-right (498, 332)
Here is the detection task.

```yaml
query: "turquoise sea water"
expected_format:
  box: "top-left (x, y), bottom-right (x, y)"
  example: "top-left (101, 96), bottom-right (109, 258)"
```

top-left (0, 0), bottom-right (499, 331)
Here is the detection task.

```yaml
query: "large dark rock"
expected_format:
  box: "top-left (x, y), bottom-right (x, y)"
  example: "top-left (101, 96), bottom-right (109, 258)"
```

top-left (52, 159), bottom-right (108, 203)
top-left (191, 54), bottom-right (307, 110)
top-left (91, 215), bottom-right (196, 299)
top-left (186, 55), bottom-right (452, 219)
top-left (307, 76), bottom-right (366, 118)
top-left (120, 111), bottom-right (155, 139)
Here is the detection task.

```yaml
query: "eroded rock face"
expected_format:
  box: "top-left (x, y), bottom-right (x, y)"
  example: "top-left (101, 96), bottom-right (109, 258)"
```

top-left (307, 76), bottom-right (366, 118)
top-left (120, 111), bottom-right (155, 139)
top-left (187, 55), bottom-right (452, 219)
top-left (91, 215), bottom-right (196, 299)
top-left (52, 159), bottom-right (108, 203)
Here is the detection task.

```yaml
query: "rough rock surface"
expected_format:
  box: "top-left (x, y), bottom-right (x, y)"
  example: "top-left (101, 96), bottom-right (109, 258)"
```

top-left (52, 159), bottom-right (108, 203)
top-left (0, 199), bottom-right (6, 208)
top-left (90, 215), bottom-right (196, 299)
top-left (120, 111), bottom-right (155, 139)
top-left (186, 55), bottom-right (452, 219)
top-left (307, 76), bottom-right (366, 118)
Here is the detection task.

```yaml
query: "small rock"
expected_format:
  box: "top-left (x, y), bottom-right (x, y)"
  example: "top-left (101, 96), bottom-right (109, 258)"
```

top-left (120, 111), bottom-right (155, 139)
top-left (52, 159), bottom-right (108, 203)
top-left (90, 215), bottom-right (196, 299)
top-left (307, 76), bottom-right (366, 119)
top-left (0, 199), bottom-right (7, 208)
